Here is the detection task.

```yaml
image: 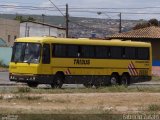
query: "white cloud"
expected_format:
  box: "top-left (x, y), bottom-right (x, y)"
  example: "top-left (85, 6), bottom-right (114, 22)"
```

top-left (40, 1), bottom-right (52, 7)
top-left (0, 3), bottom-right (18, 13)
top-left (2, 0), bottom-right (160, 20)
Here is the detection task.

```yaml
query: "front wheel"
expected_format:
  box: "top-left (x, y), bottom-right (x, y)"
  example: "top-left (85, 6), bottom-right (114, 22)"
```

top-left (27, 82), bottom-right (38, 88)
top-left (51, 75), bottom-right (64, 88)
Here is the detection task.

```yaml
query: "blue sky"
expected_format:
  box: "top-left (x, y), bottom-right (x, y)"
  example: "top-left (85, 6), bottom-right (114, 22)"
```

top-left (1, 0), bottom-right (160, 20)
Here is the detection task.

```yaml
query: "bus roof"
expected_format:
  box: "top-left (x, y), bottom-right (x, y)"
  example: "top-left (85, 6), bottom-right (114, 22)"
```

top-left (15, 37), bottom-right (151, 47)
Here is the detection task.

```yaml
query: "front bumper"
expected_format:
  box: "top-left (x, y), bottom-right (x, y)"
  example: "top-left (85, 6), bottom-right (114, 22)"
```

top-left (9, 73), bottom-right (53, 84)
top-left (10, 74), bottom-right (37, 82)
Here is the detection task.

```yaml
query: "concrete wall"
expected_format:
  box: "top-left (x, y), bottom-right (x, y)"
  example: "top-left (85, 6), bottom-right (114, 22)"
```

top-left (20, 22), bottom-right (66, 38)
top-left (0, 47), bottom-right (12, 65)
top-left (0, 18), bottom-right (20, 47)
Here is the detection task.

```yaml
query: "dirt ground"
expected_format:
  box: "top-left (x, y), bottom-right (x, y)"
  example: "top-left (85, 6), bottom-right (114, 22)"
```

top-left (0, 92), bottom-right (160, 114)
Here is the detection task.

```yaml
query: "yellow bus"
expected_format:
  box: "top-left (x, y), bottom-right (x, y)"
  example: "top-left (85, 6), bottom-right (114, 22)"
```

top-left (9, 37), bottom-right (152, 88)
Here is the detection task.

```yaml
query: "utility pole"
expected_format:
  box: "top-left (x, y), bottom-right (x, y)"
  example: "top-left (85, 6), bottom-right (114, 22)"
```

top-left (66, 4), bottom-right (69, 38)
top-left (25, 23), bottom-right (28, 37)
top-left (119, 12), bottom-right (122, 33)
top-left (27, 26), bottom-right (30, 37)
top-left (42, 14), bottom-right (45, 24)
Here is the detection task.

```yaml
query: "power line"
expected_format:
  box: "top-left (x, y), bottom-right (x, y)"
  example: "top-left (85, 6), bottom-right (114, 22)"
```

top-left (1, 1), bottom-right (65, 6)
top-left (0, 4), bottom-right (65, 11)
top-left (2, 4), bottom-right (160, 10)
top-left (1, 4), bottom-right (160, 15)
top-left (67, 6), bottom-right (160, 10)
top-left (48, 0), bottom-right (65, 17)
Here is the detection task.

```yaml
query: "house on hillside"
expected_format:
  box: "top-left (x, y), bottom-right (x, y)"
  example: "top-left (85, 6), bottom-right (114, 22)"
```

top-left (109, 26), bottom-right (160, 76)
top-left (20, 21), bottom-right (66, 38)
top-left (0, 18), bottom-right (20, 46)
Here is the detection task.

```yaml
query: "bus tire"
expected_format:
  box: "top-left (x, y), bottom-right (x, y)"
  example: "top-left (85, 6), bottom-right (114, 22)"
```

top-left (121, 74), bottom-right (130, 86)
top-left (83, 83), bottom-right (93, 88)
top-left (94, 83), bottom-right (101, 88)
top-left (51, 74), bottom-right (64, 88)
top-left (27, 82), bottom-right (38, 88)
top-left (110, 74), bottom-right (119, 85)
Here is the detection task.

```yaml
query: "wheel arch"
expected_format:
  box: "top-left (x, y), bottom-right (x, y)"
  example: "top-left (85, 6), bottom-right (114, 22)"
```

top-left (111, 72), bottom-right (120, 80)
top-left (55, 71), bottom-right (65, 80)
top-left (121, 72), bottom-right (130, 77)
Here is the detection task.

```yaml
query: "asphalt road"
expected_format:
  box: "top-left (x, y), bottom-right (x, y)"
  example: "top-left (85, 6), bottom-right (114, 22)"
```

top-left (0, 72), bottom-right (9, 83)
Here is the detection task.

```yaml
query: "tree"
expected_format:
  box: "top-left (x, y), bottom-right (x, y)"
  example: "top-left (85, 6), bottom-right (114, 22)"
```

top-left (133, 22), bottom-right (148, 30)
top-left (14, 16), bottom-right (25, 22)
top-left (27, 16), bottom-right (36, 22)
top-left (14, 16), bottom-right (36, 22)
top-left (133, 18), bottom-right (159, 30)
top-left (148, 18), bottom-right (159, 26)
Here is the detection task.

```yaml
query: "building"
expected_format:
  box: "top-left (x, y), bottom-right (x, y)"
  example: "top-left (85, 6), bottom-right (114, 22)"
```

top-left (0, 18), bottom-right (20, 46)
top-left (109, 26), bottom-right (160, 76)
top-left (20, 21), bottom-right (66, 38)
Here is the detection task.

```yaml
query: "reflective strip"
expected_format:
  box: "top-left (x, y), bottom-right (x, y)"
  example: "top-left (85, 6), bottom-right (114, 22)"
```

top-left (128, 61), bottom-right (138, 76)
top-left (65, 69), bottom-right (71, 75)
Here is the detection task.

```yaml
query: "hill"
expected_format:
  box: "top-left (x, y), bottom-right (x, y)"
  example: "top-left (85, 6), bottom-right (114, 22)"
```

top-left (0, 14), bottom-right (139, 38)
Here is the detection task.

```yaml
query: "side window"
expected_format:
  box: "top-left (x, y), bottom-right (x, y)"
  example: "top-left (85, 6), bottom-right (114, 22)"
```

top-left (68, 45), bottom-right (79, 57)
top-left (122, 47), bottom-right (126, 58)
top-left (42, 44), bottom-right (50, 64)
top-left (53, 44), bottom-right (66, 57)
top-left (81, 46), bottom-right (95, 58)
top-left (137, 47), bottom-right (149, 60)
top-left (125, 47), bottom-right (136, 59)
top-left (110, 46), bottom-right (122, 59)
top-left (95, 46), bottom-right (109, 58)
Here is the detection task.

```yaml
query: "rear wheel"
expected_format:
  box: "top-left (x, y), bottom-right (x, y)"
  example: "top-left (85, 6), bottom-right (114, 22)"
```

top-left (94, 83), bottom-right (101, 88)
top-left (83, 83), bottom-right (93, 88)
top-left (110, 74), bottom-right (119, 85)
top-left (93, 80), bottom-right (103, 88)
top-left (51, 75), bottom-right (64, 88)
top-left (27, 82), bottom-right (38, 88)
top-left (121, 74), bottom-right (130, 86)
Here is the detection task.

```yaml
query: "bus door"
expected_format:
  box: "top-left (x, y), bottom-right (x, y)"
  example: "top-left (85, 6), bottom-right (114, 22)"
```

top-left (41, 44), bottom-right (51, 74)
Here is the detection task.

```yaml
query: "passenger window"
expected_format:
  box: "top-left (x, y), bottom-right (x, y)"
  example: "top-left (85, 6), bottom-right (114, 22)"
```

top-left (95, 46), bottom-right (109, 58)
top-left (110, 46), bottom-right (121, 59)
top-left (68, 45), bottom-right (79, 57)
top-left (137, 48), bottom-right (149, 60)
top-left (81, 46), bottom-right (95, 58)
top-left (42, 44), bottom-right (50, 64)
top-left (53, 45), bottom-right (66, 57)
top-left (125, 47), bottom-right (136, 59)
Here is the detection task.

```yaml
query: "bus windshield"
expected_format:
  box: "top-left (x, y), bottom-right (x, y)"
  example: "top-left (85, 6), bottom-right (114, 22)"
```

top-left (11, 43), bottom-right (41, 64)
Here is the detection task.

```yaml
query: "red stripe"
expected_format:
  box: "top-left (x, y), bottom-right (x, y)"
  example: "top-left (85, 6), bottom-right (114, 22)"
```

top-left (130, 61), bottom-right (136, 72)
top-left (65, 69), bottom-right (71, 75)
top-left (128, 68), bottom-right (132, 75)
top-left (130, 63), bottom-right (136, 76)
top-left (67, 69), bottom-right (71, 74)
top-left (128, 64), bottom-right (134, 75)
top-left (129, 64), bottom-right (135, 75)
top-left (64, 71), bottom-right (68, 75)
top-left (66, 70), bottom-right (69, 75)
top-left (131, 61), bottom-right (138, 75)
